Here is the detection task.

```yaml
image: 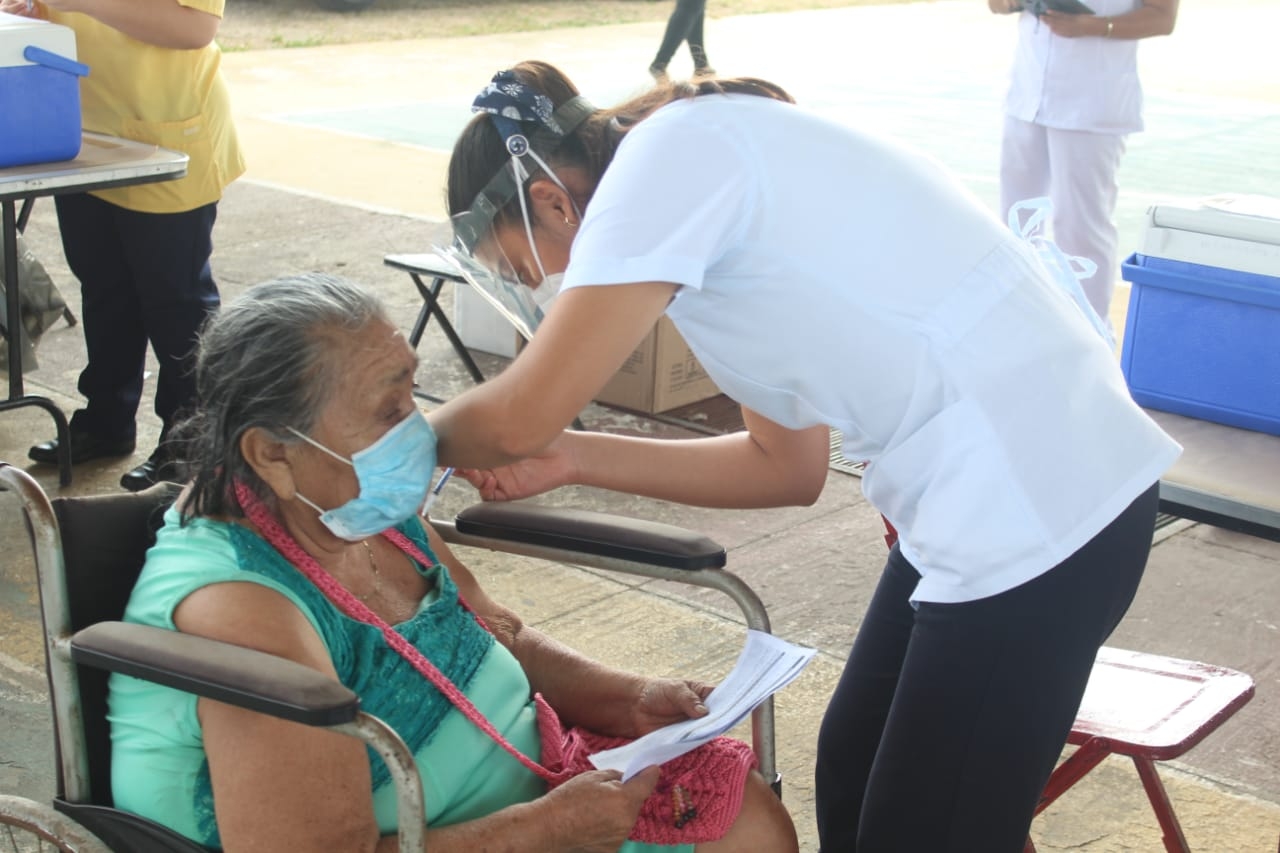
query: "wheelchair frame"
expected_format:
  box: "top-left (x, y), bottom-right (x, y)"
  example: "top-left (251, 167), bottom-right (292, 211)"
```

top-left (0, 462), bottom-right (778, 852)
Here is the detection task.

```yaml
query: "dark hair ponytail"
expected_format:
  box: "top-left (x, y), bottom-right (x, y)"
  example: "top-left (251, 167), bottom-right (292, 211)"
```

top-left (446, 61), bottom-right (794, 222)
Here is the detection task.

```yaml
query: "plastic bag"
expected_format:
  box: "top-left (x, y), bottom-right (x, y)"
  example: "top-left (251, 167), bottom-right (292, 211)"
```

top-left (0, 228), bottom-right (69, 374)
top-left (1007, 197), bottom-right (1115, 349)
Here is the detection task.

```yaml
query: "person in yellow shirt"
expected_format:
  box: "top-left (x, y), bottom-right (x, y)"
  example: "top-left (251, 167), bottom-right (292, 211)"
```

top-left (4, 0), bottom-right (244, 490)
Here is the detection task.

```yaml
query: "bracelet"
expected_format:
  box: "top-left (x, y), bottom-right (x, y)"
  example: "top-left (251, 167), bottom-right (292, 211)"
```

top-left (1104, 17), bottom-right (1114, 37)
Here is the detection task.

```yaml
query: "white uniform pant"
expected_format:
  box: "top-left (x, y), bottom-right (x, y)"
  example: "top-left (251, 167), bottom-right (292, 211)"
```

top-left (1000, 116), bottom-right (1127, 321)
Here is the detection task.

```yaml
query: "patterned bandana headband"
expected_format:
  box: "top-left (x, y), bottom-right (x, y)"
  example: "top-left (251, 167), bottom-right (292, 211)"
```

top-left (453, 70), bottom-right (596, 255)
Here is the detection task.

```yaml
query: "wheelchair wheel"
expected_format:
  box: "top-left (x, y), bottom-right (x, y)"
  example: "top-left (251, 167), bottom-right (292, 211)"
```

top-left (0, 796), bottom-right (111, 853)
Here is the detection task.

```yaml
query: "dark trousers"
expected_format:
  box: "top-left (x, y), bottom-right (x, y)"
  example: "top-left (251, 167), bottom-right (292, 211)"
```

top-left (815, 483), bottom-right (1160, 852)
top-left (55, 192), bottom-right (220, 444)
top-left (653, 0), bottom-right (709, 68)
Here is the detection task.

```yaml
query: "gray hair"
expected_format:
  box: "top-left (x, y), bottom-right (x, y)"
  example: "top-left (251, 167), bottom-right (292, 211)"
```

top-left (175, 272), bottom-right (391, 522)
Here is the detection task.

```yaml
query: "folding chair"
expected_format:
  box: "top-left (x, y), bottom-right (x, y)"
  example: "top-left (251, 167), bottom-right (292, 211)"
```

top-left (384, 251), bottom-right (587, 431)
top-left (384, 252), bottom-right (487, 395)
top-left (879, 517), bottom-right (1256, 852)
top-left (0, 461), bottom-right (779, 851)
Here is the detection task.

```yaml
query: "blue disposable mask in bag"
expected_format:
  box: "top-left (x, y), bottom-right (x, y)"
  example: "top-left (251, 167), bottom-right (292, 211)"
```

top-left (288, 412), bottom-right (438, 541)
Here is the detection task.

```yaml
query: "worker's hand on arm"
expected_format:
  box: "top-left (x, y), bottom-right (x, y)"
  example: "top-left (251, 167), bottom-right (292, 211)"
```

top-left (35, 0), bottom-right (220, 49)
top-left (988, 0), bottom-right (1021, 14)
top-left (429, 281), bottom-right (675, 470)
top-left (458, 431), bottom-right (578, 502)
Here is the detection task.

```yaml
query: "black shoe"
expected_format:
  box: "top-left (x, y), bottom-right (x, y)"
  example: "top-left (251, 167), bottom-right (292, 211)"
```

top-left (119, 449), bottom-right (182, 492)
top-left (28, 431), bottom-right (136, 466)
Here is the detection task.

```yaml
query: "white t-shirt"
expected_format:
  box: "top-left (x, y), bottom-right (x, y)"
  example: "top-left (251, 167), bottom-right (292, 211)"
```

top-left (1003, 0), bottom-right (1145, 134)
top-left (562, 94), bottom-right (1180, 604)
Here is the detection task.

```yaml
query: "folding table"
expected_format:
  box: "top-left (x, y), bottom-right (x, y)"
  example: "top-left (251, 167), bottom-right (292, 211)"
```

top-left (0, 133), bottom-right (187, 485)
top-left (1146, 407), bottom-right (1280, 542)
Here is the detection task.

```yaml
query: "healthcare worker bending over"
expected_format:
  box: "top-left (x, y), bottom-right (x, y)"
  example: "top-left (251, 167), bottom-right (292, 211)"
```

top-left (429, 61), bottom-right (1182, 853)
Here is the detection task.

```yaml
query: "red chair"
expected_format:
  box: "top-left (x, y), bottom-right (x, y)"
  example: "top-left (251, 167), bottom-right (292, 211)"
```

top-left (1027, 647), bottom-right (1254, 853)
top-left (879, 517), bottom-right (1256, 853)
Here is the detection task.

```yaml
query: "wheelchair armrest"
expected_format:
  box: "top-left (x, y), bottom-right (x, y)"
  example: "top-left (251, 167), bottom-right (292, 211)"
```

top-left (70, 622), bottom-right (359, 727)
top-left (454, 503), bottom-right (727, 571)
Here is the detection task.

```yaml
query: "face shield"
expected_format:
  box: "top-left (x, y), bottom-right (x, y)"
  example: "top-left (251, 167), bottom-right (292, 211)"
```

top-left (441, 77), bottom-right (594, 337)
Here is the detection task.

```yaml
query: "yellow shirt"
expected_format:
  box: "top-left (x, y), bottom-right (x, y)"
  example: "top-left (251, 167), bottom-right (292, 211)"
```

top-left (50, 0), bottom-right (244, 213)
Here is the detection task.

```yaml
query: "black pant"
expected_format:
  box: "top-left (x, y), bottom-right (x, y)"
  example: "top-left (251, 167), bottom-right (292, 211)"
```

top-left (55, 192), bottom-right (220, 443)
top-left (652, 0), bottom-right (709, 68)
top-left (815, 483), bottom-right (1160, 852)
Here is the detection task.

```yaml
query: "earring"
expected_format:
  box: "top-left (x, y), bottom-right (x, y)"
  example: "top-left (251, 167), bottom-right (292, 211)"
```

top-left (564, 217), bottom-right (577, 228)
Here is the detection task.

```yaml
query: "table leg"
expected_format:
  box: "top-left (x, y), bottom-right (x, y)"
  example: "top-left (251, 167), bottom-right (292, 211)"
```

top-left (4, 199), bottom-right (23, 401)
top-left (16, 198), bottom-right (33, 233)
top-left (2, 199), bottom-right (74, 486)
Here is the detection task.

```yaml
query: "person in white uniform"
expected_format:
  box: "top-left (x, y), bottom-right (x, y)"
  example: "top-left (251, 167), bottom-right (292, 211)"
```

top-left (429, 61), bottom-right (1182, 852)
top-left (991, 0), bottom-right (1179, 322)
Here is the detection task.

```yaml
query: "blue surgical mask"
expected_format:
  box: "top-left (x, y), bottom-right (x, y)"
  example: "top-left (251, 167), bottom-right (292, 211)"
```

top-left (287, 412), bottom-right (438, 541)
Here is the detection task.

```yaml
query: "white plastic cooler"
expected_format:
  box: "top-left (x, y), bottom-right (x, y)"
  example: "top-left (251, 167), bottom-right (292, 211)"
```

top-left (1120, 194), bottom-right (1280, 435)
top-left (0, 11), bottom-right (87, 168)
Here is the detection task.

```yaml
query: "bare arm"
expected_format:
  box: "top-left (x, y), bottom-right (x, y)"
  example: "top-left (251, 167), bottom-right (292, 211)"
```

top-left (429, 281), bottom-right (675, 469)
top-left (559, 406), bottom-right (830, 509)
top-left (431, 280), bottom-right (829, 509)
top-left (36, 0), bottom-right (220, 49)
top-left (1042, 0), bottom-right (1179, 39)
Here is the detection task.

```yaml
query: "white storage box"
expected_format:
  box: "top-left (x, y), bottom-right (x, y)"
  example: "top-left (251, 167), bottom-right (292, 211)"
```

top-left (454, 281), bottom-right (519, 358)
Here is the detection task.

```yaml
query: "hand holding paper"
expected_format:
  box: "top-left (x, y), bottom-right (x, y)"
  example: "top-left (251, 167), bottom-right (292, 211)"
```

top-left (590, 630), bottom-right (816, 781)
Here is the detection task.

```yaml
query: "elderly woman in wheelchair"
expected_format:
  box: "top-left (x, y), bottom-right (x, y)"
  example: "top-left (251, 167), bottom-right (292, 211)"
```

top-left (106, 272), bottom-right (797, 853)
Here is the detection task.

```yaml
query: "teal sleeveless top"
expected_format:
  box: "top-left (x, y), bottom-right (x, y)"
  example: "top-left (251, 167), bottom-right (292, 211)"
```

top-left (109, 507), bottom-right (689, 853)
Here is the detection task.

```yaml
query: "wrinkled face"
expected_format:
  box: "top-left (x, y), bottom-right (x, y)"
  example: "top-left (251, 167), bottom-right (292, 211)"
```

top-left (287, 319), bottom-right (420, 508)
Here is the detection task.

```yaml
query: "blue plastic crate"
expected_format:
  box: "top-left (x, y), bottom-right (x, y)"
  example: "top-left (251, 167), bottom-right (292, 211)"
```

top-left (1120, 253), bottom-right (1280, 435)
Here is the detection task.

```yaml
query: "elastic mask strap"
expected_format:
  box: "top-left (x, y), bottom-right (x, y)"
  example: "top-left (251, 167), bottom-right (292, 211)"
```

top-left (294, 492), bottom-right (328, 516)
top-left (286, 426), bottom-right (353, 468)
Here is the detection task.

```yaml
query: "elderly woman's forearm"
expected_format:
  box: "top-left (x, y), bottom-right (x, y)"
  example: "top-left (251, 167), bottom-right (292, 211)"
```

top-left (507, 623), bottom-right (647, 734)
top-left (417, 801), bottom-right (565, 852)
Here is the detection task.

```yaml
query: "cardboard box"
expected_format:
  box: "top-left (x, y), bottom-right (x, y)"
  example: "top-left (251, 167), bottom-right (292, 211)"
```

top-left (0, 12), bottom-right (85, 168)
top-left (454, 282), bottom-right (520, 358)
top-left (593, 316), bottom-right (721, 414)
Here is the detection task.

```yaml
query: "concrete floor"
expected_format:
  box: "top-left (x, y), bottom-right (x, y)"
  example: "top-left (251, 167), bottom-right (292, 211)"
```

top-left (2, 2), bottom-right (1279, 850)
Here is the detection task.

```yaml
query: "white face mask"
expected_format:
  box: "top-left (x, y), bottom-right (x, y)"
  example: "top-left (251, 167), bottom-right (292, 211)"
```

top-left (531, 272), bottom-right (564, 311)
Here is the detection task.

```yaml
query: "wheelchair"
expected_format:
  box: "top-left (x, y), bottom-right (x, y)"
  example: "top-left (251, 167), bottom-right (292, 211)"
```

top-left (0, 461), bottom-right (779, 852)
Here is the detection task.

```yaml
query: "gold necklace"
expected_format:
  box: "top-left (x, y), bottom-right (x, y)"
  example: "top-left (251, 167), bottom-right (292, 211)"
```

top-left (358, 539), bottom-right (382, 602)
